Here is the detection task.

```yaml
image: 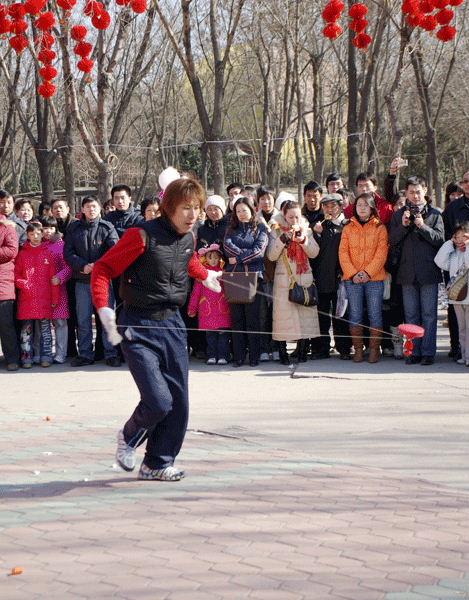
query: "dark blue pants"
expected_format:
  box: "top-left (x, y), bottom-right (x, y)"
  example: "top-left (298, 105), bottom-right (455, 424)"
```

top-left (230, 292), bottom-right (262, 363)
top-left (119, 308), bottom-right (189, 470)
top-left (206, 330), bottom-right (230, 361)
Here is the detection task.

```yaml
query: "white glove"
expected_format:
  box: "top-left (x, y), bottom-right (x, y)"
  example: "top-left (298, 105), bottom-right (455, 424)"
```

top-left (202, 270), bottom-right (223, 293)
top-left (98, 307), bottom-right (123, 346)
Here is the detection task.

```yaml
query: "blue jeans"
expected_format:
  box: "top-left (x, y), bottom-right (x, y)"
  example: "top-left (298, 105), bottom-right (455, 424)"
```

top-left (20, 319), bottom-right (53, 363)
top-left (206, 330), bottom-right (231, 361)
top-left (119, 309), bottom-right (189, 470)
top-left (401, 283), bottom-right (438, 358)
top-left (75, 282), bottom-right (117, 360)
top-left (344, 280), bottom-right (384, 328)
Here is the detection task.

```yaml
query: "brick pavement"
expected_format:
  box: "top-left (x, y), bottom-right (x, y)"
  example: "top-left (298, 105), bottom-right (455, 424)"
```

top-left (1, 409), bottom-right (468, 600)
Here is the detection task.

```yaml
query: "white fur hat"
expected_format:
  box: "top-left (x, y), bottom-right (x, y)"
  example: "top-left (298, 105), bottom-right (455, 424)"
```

top-left (275, 191), bottom-right (296, 211)
top-left (206, 195), bottom-right (226, 215)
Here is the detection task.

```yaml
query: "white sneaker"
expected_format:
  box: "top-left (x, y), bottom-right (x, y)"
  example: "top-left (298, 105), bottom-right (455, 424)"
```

top-left (138, 463), bottom-right (185, 481)
top-left (456, 358), bottom-right (466, 365)
top-left (260, 353), bottom-right (270, 362)
top-left (116, 429), bottom-right (136, 472)
top-left (217, 358), bottom-right (227, 365)
top-left (272, 351), bottom-right (280, 361)
top-left (206, 358), bottom-right (216, 365)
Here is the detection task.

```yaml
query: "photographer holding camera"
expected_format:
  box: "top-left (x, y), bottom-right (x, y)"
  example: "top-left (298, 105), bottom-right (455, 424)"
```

top-left (389, 175), bottom-right (444, 365)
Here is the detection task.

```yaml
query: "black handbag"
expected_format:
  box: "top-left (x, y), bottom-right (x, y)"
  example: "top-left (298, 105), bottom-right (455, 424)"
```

top-left (282, 254), bottom-right (318, 307)
top-left (221, 267), bottom-right (259, 304)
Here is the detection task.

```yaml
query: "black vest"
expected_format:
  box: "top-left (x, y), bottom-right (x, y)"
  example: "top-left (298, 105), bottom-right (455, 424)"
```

top-left (119, 217), bottom-right (195, 320)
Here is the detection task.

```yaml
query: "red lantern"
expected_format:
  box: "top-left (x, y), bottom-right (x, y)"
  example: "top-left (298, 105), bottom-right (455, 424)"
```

top-left (38, 82), bottom-right (56, 98)
top-left (57, 0), bottom-right (77, 9)
top-left (448, 0), bottom-right (464, 5)
top-left (436, 24), bottom-right (457, 39)
top-left (419, 0), bottom-right (435, 12)
top-left (323, 22), bottom-right (343, 38)
top-left (84, 1), bottom-right (104, 16)
top-left (39, 65), bottom-right (58, 80)
top-left (9, 34), bottom-right (29, 54)
top-left (35, 11), bottom-right (56, 31)
top-left (0, 16), bottom-right (11, 34)
top-left (350, 18), bottom-right (368, 32)
top-left (348, 3), bottom-right (368, 18)
top-left (433, 0), bottom-right (449, 6)
top-left (407, 13), bottom-right (423, 26)
top-left (77, 57), bottom-right (94, 73)
top-left (35, 32), bottom-right (55, 48)
top-left (10, 19), bottom-right (28, 34)
top-left (91, 10), bottom-right (111, 29)
top-left (420, 14), bottom-right (438, 29)
top-left (435, 7), bottom-right (454, 22)
top-left (116, 0), bottom-right (131, 4)
top-left (71, 25), bottom-right (88, 41)
top-left (74, 41), bottom-right (93, 58)
top-left (131, 0), bottom-right (148, 14)
top-left (352, 32), bottom-right (372, 49)
top-left (38, 48), bottom-right (57, 63)
top-left (24, 0), bottom-right (47, 15)
top-left (8, 4), bottom-right (26, 20)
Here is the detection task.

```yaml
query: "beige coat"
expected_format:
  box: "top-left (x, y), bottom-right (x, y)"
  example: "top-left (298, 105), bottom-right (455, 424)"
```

top-left (267, 216), bottom-right (320, 342)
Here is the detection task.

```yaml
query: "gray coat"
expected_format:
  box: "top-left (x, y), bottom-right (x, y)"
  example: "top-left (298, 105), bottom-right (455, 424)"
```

top-left (389, 206), bottom-right (444, 285)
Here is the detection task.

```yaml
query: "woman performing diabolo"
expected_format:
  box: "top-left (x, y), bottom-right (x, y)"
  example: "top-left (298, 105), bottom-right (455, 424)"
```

top-left (91, 173), bottom-right (222, 481)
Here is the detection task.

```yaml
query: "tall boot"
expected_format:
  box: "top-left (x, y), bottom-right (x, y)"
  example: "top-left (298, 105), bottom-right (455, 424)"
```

top-left (390, 326), bottom-right (403, 359)
top-left (298, 339), bottom-right (309, 363)
top-left (350, 326), bottom-right (364, 362)
top-left (368, 328), bottom-right (382, 363)
top-left (278, 341), bottom-right (291, 365)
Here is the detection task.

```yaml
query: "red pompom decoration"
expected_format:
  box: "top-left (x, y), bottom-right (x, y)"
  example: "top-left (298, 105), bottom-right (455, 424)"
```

top-left (323, 22), bottom-right (343, 38)
top-left (350, 18), bottom-right (369, 32)
top-left (24, 0), bottom-right (47, 14)
top-left (116, 0), bottom-right (131, 4)
top-left (131, 0), bottom-right (148, 14)
top-left (71, 25), bottom-right (88, 41)
top-left (0, 16), bottom-right (11, 34)
top-left (420, 14), bottom-right (438, 29)
top-left (435, 7), bottom-right (454, 23)
top-left (401, 0), bottom-right (420, 13)
top-left (84, 1), bottom-right (104, 16)
top-left (9, 34), bottom-right (29, 54)
top-left (57, 0), bottom-right (77, 9)
top-left (38, 48), bottom-right (56, 63)
top-left (91, 10), bottom-right (111, 29)
top-left (74, 41), bottom-right (93, 58)
top-left (8, 4), bottom-right (26, 20)
top-left (39, 65), bottom-right (58, 80)
top-left (349, 3), bottom-right (368, 18)
top-left (77, 57), bottom-right (94, 73)
top-left (35, 11), bottom-right (56, 31)
top-left (419, 0), bottom-right (435, 12)
top-left (407, 13), bottom-right (423, 26)
top-left (38, 82), bottom-right (56, 98)
top-left (436, 24), bottom-right (457, 39)
top-left (433, 0), bottom-right (449, 6)
top-left (352, 32), bottom-right (372, 49)
top-left (448, 0), bottom-right (463, 5)
top-left (35, 32), bottom-right (55, 48)
top-left (10, 19), bottom-right (28, 34)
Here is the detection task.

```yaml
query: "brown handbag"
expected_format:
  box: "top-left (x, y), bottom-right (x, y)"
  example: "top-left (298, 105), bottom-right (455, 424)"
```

top-left (221, 267), bottom-right (259, 304)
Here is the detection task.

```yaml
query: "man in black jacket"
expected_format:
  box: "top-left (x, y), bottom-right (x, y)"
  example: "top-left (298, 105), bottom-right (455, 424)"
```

top-left (64, 196), bottom-right (120, 367)
top-left (104, 184), bottom-right (144, 238)
top-left (389, 176), bottom-right (444, 366)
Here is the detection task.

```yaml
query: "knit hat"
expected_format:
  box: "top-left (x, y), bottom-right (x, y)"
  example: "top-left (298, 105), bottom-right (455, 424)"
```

top-left (206, 195), bottom-right (226, 215)
top-left (321, 193), bottom-right (343, 205)
top-left (275, 191), bottom-right (296, 211)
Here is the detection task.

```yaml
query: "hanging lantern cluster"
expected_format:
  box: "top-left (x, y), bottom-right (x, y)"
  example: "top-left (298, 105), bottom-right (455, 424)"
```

top-left (322, 0), bottom-right (463, 46)
top-left (72, 23), bottom-right (94, 76)
top-left (34, 10), bottom-right (57, 97)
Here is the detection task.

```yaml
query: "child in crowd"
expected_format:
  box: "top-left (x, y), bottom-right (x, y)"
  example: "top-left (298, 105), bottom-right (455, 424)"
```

top-left (434, 222), bottom-right (469, 366)
top-left (41, 216), bottom-right (72, 364)
top-left (188, 244), bottom-right (232, 365)
top-left (14, 222), bottom-right (59, 368)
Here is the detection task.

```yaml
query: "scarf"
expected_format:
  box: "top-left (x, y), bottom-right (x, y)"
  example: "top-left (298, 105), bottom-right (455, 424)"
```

top-left (280, 226), bottom-right (309, 274)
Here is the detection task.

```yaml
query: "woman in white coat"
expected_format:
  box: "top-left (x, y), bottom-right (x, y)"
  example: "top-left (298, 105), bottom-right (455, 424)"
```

top-left (267, 201), bottom-right (320, 364)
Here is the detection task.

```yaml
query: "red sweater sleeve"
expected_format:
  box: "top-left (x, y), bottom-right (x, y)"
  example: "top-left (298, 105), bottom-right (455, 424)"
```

top-left (91, 227), bottom-right (146, 310)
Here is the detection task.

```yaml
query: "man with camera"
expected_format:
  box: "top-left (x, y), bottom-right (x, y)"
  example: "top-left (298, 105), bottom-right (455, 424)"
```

top-left (389, 175), bottom-right (444, 365)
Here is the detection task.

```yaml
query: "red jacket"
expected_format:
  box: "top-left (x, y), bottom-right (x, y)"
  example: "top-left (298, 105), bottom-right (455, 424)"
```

top-left (15, 242), bottom-right (60, 319)
top-left (0, 217), bottom-right (19, 301)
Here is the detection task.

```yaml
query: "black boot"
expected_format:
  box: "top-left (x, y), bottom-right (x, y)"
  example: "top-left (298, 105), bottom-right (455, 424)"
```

top-left (298, 339), bottom-right (309, 363)
top-left (278, 342), bottom-right (291, 365)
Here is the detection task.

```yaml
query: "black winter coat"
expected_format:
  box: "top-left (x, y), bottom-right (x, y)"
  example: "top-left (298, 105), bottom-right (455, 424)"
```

top-left (104, 206), bottom-right (144, 238)
top-left (389, 206), bottom-right (444, 285)
top-left (442, 196), bottom-right (469, 240)
top-left (196, 217), bottom-right (228, 251)
top-left (313, 217), bottom-right (348, 294)
top-left (64, 217), bottom-right (119, 282)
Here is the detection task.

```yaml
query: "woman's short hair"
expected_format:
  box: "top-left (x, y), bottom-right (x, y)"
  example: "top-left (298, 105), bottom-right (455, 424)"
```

top-left (160, 178), bottom-right (205, 219)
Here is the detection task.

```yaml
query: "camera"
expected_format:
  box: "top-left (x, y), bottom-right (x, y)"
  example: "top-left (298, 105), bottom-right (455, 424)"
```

top-left (295, 230), bottom-right (302, 238)
top-left (408, 204), bottom-right (421, 222)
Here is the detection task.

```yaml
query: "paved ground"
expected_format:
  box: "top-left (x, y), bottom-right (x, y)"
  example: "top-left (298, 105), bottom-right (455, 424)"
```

top-left (1, 319), bottom-right (468, 599)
